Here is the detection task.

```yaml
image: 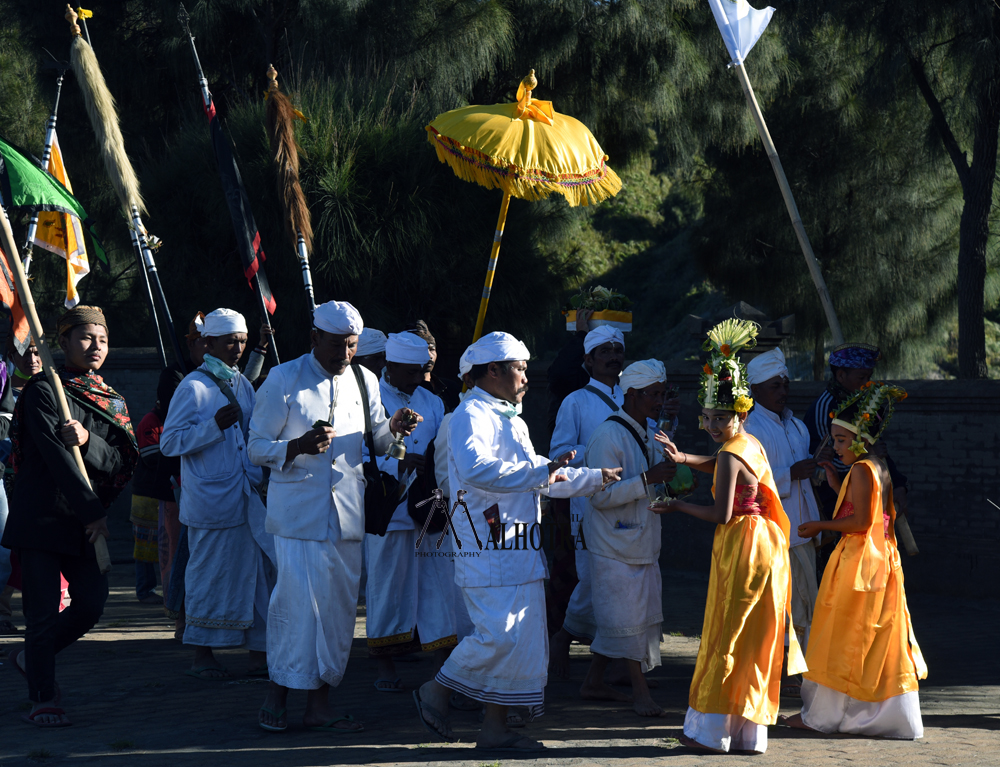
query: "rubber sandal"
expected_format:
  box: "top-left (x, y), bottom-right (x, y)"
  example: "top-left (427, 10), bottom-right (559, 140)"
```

top-left (679, 734), bottom-right (726, 753)
top-left (185, 665), bottom-right (232, 681)
top-left (307, 714), bottom-right (364, 733)
top-left (258, 705), bottom-right (287, 732)
top-left (413, 689), bottom-right (455, 742)
top-left (475, 734), bottom-right (545, 751)
top-left (22, 707), bottom-right (72, 728)
top-left (449, 692), bottom-right (480, 711)
top-left (476, 708), bottom-right (526, 727)
top-left (374, 677), bottom-right (404, 692)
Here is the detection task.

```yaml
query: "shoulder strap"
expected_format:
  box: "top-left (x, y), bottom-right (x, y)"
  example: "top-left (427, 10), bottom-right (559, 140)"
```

top-left (352, 364), bottom-right (378, 468)
top-left (584, 384), bottom-right (619, 412)
top-left (607, 415), bottom-right (649, 469)
top-left (199, 370), bottom-right (245, 436)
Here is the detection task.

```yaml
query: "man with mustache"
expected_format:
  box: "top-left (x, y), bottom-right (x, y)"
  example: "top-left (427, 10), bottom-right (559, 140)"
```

top-left (548, 326), bottom-right (626, 679)
top-left (248, 301), bottom-right (420, 733)
top-left (744, 347), bottom-right (821, 697)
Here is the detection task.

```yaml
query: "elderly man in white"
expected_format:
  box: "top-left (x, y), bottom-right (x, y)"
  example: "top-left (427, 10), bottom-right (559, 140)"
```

top-left (743, 347), bottom-right (821, 695)
top-left (582, 360), bottom-right (677, 716)
top-left (160, 308), bottom-right (275, 681)
top-left (414, 332), bottom-right (622, 752)
top-left (366, 332), bottom-right (466, 689)
top-left (548, 325), bottom-right (625, 677)
top-left (248, 301), bottom-right (420, 733)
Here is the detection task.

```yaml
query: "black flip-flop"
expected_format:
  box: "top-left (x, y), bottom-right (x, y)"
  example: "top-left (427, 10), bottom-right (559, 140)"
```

top-left (413, 689), bottom-right (455, 742)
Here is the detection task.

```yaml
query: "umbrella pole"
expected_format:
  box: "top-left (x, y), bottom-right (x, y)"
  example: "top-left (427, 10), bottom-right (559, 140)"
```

top-left (0, 199), bottom-right (112, 574)
top-left (471, 191), bottom-right (511, 343)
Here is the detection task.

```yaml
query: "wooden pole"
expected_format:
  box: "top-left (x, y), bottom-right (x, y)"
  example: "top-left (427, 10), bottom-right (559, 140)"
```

top-left (733, 62), bottom-right (844, 346)
top-left (471, 190), bottom-right (512, 343)
top-left (0, 203), bottom-right (112, 573)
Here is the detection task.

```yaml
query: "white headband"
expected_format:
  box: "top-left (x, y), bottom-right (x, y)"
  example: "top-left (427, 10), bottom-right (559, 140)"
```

top-left (385, 332), bottom-right (430, 365)
top-left (314, 300), bottom-right (363, 336)
top-left (200, 308), bottom-right (247, 337)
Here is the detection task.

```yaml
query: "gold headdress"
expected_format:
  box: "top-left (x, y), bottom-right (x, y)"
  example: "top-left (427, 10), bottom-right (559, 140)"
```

top-left (698, 319), bottom-right (758, 412)
top-left (831, 381), bottom-right (907, 457)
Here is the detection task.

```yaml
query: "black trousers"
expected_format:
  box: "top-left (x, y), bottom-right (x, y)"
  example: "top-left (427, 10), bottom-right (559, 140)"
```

top-left (19, 547), bottom-right (108, 702)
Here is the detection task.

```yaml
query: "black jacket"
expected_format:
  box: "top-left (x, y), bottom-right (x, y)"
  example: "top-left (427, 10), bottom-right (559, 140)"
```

top-left (545, 332), bottom-right (590, 435)
top-left (2, 380), bottom-right (131, 556)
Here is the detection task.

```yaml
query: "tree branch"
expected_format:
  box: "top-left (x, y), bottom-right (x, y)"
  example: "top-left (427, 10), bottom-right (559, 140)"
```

top-left (907, 54), bottom-right (970, 189)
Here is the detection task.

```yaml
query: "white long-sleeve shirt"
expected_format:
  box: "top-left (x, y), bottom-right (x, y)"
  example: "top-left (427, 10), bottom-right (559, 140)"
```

top-left (584, 409), bottom-right (663, 565)
top-left (744, 405), bottom-right (821, 547)
top-left (447, 387), bottom-right (603, 588)
top-left (378, 375), bottom-right (445, 532)
top-left (248, 352), bottom-right (394, 542)
top-left (161, 366), bottom-right (261, 529)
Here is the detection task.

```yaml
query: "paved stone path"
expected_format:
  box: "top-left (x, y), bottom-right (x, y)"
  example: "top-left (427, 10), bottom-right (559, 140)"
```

top-left (1, 568), bottom-right (996, 766)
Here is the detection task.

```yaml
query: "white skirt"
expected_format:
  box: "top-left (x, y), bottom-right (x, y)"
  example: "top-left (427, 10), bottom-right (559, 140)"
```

top-left (801, 679), bottom-right (924, 739)
top-left (562, 548), bottom-right (596, 641)
top-left (589, 553), bottom-right (662, 671)
top-left (683, 707), bottom-right (768, 754)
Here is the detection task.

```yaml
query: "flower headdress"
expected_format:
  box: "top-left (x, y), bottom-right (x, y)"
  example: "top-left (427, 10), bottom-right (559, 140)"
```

top-left (698, 318), bottom-right (759, 413)
top-left (830, 381), bottom-right (907, 457)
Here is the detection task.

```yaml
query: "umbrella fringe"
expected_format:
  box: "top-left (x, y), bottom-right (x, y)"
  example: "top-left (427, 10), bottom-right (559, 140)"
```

top-left (427, 130), bottom-right (621, 208)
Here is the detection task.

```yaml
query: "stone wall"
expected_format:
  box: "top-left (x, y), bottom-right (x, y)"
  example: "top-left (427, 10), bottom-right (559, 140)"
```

top-left (97, 349), bottom-right (1000, 597)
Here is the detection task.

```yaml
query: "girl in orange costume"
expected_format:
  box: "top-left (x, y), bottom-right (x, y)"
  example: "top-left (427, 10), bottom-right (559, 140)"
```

top-left (783, 382), bottom-right (926, 738)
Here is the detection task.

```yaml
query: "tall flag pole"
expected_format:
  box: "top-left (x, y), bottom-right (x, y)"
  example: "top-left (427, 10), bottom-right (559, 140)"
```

top-left (265, 65), bottom-right (316, 318)
top-left (63, 5), bottom-right (184, 366)
top-left (0, 142), bottom-right (112, 574)
top-left (178, 4), bottom-right (280, 363)
top-left (708, 0), bottom-right (844, 345)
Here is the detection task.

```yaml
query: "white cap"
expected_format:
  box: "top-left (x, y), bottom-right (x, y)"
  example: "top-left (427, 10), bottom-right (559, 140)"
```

top-left (457, 346), bottom-right (474, 379)
top-left (385, 332), bottom-right (430, 365)
top-left (746, 347), bottom-right (788, 385)
top-left (314, 300), bottom-right (363, 336)
top-left (356, 328), bottom-right (387, 357)
top-left (462, 331), bottom-right (530, 368)
top-left (198, 308), bottom-right (247, 337)
top-left (584, 325), bottom-right (625, 354)
top-left (619, 359), bottom-right (666, 392)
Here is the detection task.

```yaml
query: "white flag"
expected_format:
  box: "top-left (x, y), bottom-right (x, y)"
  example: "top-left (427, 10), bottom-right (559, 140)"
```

top-left (708, 0), bottom-right (774, 65)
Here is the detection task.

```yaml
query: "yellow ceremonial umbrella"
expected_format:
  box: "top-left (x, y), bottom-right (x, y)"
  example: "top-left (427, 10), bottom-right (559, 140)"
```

top-left (426, 70), bottom-right (622, 342)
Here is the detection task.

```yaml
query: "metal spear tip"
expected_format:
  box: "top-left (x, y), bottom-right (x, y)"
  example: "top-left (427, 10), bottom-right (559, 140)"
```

top-left (177, 2), bottom-right (191, 29)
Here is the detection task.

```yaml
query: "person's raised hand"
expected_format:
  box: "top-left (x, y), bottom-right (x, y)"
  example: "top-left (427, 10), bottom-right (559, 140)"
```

top-left (390, 408), bottom-right (422, 437)
top-left (296, 427), bottom-right (337, 455)
top-left (257, 322), bottom-right (274, 350)
top-left (547, 450), bottom-right (575, 484)
top-left (654, 432), bottom-right (683, 464)
top-left (797, 521), bottom-right (822, 539)
top-left (575, 308), bottom-right (594, 333)
top-left (816, 460), bottom-right (840, 488)
top-left (644, 461), bottom-right (677, 485)
top-left (85, 516), bottom-right (110, 544)
top-left (790, 458), bottom-right (818, 481)
top-left (59, 419), bottom-right (90, 447)
top-left (662, 398), bottom-right (681, 419)
top-left (214, 404), bottom-right (242, 430)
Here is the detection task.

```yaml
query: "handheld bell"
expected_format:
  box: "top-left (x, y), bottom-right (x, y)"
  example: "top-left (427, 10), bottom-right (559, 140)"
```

top-left (386, 436), bottom-right (407, 460)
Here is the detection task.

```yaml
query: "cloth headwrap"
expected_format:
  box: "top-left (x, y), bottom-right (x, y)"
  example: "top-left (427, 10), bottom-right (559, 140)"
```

top-left (200, 308), bottom-right (248, 337)
top-left (385, 332), bottom-right (430, 365)
top-left (57, 305), bottom-right (107, 336)
top-left (584, 325), bottom-right (625, 354)
top-left (746, 347), bottom-right (788, 385)
top-left (314, 300), bottom-right (363, 336)
top-left (356, 328), bottom-right (387, 357)
top-left (457, 347), bottom-right (474, 379)
top-left (463, 331), bottom-right (530, 368)
top-left (619, 359), bottom-right (666, 392)
top-left (829, 342), bottom-right (881, 370)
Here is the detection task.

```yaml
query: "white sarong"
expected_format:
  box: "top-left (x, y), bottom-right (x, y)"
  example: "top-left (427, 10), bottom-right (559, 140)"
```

top-left (365, 528), bottom-right (472, 652)
top-left (684, 708), bottom-right (768, 754)
top-left (184, 516), bottom-right (273, 651)
top-left (562, 548), bottom-right (596, 641)
top-left (590, 553), bottom-right (662, 672)
top-left (801, 679), bottom-right (924, 739)
top-left (436, 579), bottom-right (547, 720)
top-left (267, 527), bottom-right (363, 690)
top-left (788, 542), bottom-right (818, 649)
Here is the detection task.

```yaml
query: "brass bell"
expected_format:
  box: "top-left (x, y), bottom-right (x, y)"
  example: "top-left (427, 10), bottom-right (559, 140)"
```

top-left (386, 436), bottom-right (407, 460)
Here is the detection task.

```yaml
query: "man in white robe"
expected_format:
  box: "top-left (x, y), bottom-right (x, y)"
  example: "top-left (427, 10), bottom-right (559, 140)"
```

top-left (414, 332), bottom-right (622, 751)
top-left (745, 347), bottom-right (821, 692)
top-left (160, 308), bottom-right (275, 680)
top-left (248, 301), bottom-right (420, 733)
top-left (365, 333), bottom-right (469, 689)
top-left (582, 360), bottom-right (676, 716)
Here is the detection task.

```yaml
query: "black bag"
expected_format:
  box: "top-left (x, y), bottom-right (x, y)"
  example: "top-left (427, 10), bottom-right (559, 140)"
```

top-left (352, 365), bottom-right (403, 536)
top-left (406, 439), bottom-right (445, 533)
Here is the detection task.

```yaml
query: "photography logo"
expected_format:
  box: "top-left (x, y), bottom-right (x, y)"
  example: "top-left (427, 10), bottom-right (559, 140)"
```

top-left (414, 489), bottom-right (483, 551)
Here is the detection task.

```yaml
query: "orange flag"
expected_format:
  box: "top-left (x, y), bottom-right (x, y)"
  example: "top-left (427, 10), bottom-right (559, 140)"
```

top-left (32, 132), bottom-right (90, 308)
top-left (0, 242), bottom-right (29, 353)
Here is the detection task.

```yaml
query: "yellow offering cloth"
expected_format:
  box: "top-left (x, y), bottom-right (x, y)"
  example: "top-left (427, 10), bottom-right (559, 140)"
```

top-left (687, 433), bottom-right (803, 726)
top-left (804, 459), bottom-right (927, 703)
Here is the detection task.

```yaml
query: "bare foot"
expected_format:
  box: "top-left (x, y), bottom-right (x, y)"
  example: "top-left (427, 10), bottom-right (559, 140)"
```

top-left (679, 734), bottom-right (726, 753)
top-left (304, 685), bottom-right (363, 731)
top-left (477, 732), bottom-right (546, 750)
top-left (247, 649), bottom-right (267, 675)
top-left (259, 683), bottom-right (288, 730)
top-left (579, 681), bottom-right (632, 702)
top-left (632, 692), bottom-right (666, 717)
top-left (190, 646), bottom-right (228, 677)
top-left (549, 629), bottom-right (572, 679)
top-left (609, 674), bottom-right (659, 688)
top-left (778, 713), bottom-right (816, 730)
top-left (25, 699), bottom-right (69, 726)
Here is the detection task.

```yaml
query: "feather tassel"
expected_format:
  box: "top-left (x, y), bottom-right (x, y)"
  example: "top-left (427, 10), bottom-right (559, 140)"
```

top-left (265, 66), bottom-right (312, 253)
top-left (66, 7), bottom-right (145, 217)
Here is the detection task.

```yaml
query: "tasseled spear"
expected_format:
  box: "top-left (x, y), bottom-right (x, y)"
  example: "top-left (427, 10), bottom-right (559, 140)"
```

top-left (265, 65), bottom-right (316, 317)
top-left (64, 5), bottom-right (184, 367)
